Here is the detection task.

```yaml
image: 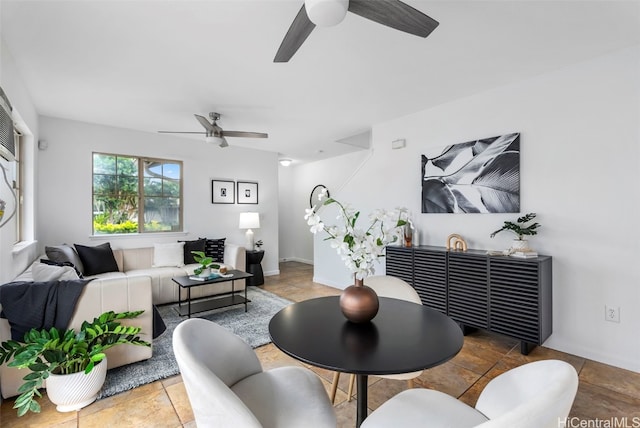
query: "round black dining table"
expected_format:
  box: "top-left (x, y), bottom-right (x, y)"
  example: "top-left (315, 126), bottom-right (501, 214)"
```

top-left (268, 296), bottom-right (464, 427)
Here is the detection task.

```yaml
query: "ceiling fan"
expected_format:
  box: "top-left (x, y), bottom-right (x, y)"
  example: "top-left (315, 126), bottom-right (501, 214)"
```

top-left (158, 113), bottom-right (268, 148)
top-left (274, 0), bottom-right (439, 63)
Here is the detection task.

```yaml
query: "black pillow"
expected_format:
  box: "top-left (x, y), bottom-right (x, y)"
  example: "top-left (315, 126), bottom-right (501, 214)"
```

top-left (45, 244), bottom-right (85, 275)
top-left (40, 259), bottom-right (84, 278)
top-left (74, 242), bottom-right (119, 276)
top-left (180, 239), bottom-right (206, 264)
top-left (201, 237), bottom-right (226, 263)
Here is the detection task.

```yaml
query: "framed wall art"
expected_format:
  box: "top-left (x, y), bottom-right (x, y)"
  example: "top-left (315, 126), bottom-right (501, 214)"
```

top-left (421, 133), bottom-right (520, 214)
top-left (237, 181), bottom-right (258, 204)
top-left (212, 180), bottom-right (235, 204)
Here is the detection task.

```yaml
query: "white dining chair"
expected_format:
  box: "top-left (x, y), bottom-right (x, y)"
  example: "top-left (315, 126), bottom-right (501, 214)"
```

top-left (360, 359), bottom-right (579, 428)
top-left (330, 275), bottom-right (424, 403)
top-left (173, 318), bottom-right (337, 428)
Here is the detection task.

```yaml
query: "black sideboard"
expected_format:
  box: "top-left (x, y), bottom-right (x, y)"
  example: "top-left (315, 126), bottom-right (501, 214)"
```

top-left (386, 245), bottom-right (552, 355)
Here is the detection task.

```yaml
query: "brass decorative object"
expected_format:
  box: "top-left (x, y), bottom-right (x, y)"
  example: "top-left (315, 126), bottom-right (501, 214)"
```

top-left (339, 278), bottom-right (379, 323)
top-left (446, 234), bottom-right (468, 251)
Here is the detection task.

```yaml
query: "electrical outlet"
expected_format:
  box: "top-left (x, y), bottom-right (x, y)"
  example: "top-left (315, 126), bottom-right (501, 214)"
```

top-left (605, 305), bottom-right (620, 323)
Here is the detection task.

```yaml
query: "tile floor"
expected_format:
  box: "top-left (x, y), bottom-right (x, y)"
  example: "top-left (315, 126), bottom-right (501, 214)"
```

top-left (1, 261), bottom-right (639, 427)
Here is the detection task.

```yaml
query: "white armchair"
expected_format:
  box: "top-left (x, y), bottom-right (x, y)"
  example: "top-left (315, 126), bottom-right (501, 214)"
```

top-left (361, 359), bottom-right (579, 428)
top-left (173, 318), bottom-right (337, 428)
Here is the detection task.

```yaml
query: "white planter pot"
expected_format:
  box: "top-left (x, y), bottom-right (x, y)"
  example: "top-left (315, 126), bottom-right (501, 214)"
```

top-left (511, 239), bottom-right (530, 251)
top-left (46, 357), bottom-right (107, 412)
top-left (199, 267), bottom-right (211, 278)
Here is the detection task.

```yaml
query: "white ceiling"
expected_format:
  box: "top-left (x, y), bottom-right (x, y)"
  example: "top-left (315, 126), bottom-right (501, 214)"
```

top-left (2, 1), bottom-right (639, 164)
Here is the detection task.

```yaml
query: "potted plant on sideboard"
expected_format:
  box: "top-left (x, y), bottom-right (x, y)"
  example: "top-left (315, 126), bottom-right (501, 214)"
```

top-left (490, 212), bottom-right (541, 251)
top-left (0, 310), bottom-right (150, 416)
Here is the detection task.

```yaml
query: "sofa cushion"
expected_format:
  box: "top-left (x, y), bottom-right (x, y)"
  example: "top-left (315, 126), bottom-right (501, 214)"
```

top-left (180, 239), bottom-right (206, 265)
top-left (39, 259), bottom-right (84, 278)
top-left (153, 242), bottom-right (185, 267)
top-left (45, 244), bottom-right (85, 274)
top-left (85, 271), bottom-right (127, 280)
top-left (203, 238), bottom-right (226, 263)
top-left (74, 242), bottom-right (120, 276)
top-left (32, 262), bottom-right (80, 282)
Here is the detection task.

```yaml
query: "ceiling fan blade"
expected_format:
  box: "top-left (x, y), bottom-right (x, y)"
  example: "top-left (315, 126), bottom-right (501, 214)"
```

top-left (274, 4), bottom-right (316, 63)
top-left (348, 0), bottom-right (439, 38)
top-left (222, 130), bottom-right (269, 139)
top-left (157, 131), bottom-right (205, 134)
top-left (194, 114), bottom-right (215, 132)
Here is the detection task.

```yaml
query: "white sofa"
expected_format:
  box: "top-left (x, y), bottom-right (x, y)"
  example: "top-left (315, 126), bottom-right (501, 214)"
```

top-left (0, 242), bottom-right (246, 399)
top-left (91, 243), bottom-right (246, 304)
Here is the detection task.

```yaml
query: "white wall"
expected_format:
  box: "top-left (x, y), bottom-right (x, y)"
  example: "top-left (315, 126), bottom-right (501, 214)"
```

top-left (37, 117), bottom-right (280, 276)
top-left (277, 164), bottom-right (295, 261)
top-left (305, 46), bottom-right (640, 372)
top-left (283, 150), bottom-right (370, 270)
top-left (0, 37), bottom-right (39, 282)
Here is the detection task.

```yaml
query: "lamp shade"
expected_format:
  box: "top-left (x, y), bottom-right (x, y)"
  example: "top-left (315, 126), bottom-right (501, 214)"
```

top-left (239, 212), bottom-right (260, 229)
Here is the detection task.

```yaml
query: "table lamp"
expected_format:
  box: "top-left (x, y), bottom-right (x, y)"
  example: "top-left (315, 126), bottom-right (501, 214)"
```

top-left (239, 212), bottom-right (260, 250)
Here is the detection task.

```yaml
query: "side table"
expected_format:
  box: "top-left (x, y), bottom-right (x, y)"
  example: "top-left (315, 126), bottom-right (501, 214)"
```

top-left (246, 250), bottom-right (265, 286)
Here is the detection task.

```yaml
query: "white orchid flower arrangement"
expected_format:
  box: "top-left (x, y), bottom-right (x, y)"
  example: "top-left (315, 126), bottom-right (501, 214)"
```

top-left (305, 188), bottom-right (411, 280)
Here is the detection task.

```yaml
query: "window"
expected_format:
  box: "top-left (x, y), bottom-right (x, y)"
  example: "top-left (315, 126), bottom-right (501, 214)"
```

top-left (92, 153), bottom-right (182, 234)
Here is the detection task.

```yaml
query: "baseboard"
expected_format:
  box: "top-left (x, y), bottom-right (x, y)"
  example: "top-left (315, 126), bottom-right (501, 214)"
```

top-left (312, 276), bottom-right (347, 290)
top-left (279, 257), bottom-right (313, 265)
top-left (264, 269), bottom-right (280, 276)
top-left (544, 336), bottom-right (640, 373)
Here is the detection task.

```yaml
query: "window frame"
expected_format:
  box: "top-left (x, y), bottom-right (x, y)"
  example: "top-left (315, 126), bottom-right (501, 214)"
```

top-left (92, 152), bottom-right (183, 235)
top-left (13, 129), bottom-right (22, 243)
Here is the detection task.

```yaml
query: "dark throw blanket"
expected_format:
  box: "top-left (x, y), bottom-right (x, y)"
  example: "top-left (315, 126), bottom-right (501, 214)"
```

top-left (0, 279), bottom-right (92, 341)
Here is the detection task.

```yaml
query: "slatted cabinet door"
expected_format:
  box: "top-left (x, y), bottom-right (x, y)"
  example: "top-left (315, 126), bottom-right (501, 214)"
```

top-left (447, 252), bottom-right (488, 328)
top-left (385, 246), bottom-right (414, 286)
top-left (489, 256), bottom-right (552, 353)
top-left (413, 248), bottom-right (447, 313)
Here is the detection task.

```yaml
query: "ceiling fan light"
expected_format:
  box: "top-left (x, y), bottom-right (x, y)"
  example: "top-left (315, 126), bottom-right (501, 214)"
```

top-left (206, 134), bottom-right (228, 147)
top-left (305, 0), bottom-right (348, 27)
top-left (279, 158), bottom-right (293, 167)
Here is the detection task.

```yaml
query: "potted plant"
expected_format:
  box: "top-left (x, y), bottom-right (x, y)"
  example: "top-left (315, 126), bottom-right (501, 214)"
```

top-left (191, 250), bottom-right (220, 277)
top-left (255, 240), bottom-right (263, 250)
top-left (0, 310), bottom-right (150, 416)
top-left (305, 188), bottom-right (409, 322)
top-left (490, 212), bottom-right (541, 250)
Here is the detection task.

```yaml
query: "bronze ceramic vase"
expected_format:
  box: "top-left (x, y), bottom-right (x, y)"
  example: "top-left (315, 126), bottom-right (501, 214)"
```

top-left (339, 277), bottom-right (379, 323)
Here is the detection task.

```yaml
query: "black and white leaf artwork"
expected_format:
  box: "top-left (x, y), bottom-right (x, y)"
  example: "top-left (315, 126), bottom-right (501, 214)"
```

top-left (421, 133), bottom-right (520, 213)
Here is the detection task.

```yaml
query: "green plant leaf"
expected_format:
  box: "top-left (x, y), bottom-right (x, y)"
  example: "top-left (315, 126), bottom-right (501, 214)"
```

top-left (91, 353), bottom-right (106, 362)
top-left (17, 380), bottom-right (39, 393)
top-left (29, 400), bottom-right (41, 414)
top-left (28, 362), bottom-right (48, 372)
top-left (23, 372), bottom-right (42, 381)
top-left (323, 198), bottom-right (336, 205)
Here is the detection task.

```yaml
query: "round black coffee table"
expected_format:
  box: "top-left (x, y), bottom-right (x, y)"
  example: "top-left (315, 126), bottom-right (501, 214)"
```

top-left (269, 296), bottom-right (463, 427)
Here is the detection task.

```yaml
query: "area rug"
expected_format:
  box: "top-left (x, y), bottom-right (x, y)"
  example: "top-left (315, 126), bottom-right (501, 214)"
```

top-left (97, 287), bottom-right (292, 399)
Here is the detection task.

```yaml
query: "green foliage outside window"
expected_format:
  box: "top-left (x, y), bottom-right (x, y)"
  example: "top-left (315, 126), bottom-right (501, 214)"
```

top-left (92, 153), bottom-right (182, 234)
